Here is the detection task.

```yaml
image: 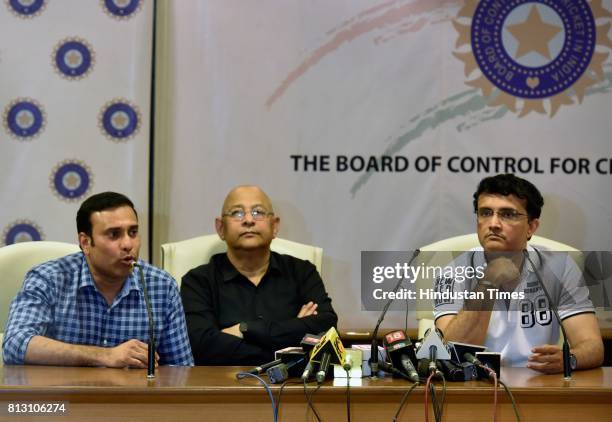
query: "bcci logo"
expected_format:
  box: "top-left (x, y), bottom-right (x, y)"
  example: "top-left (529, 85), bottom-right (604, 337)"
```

top-left (2, 220), bottom-right (44, 246)
top-left (3, 98), bottom-right (46, 141)
top-left (49, 160), bottom-right (93, 202)
top-left (101, 0), bottom-right (142, 20)
top-left (98, 98), bottom-right (141, 141)
top-left (5, 0), bottom-right (47, 18)
top-left (52, 37), bottom-right (95, 80)
top-left (453, 0), bottom-right (611, 117)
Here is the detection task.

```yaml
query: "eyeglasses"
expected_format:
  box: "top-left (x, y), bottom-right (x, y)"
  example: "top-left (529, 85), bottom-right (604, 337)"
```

top-left (222, 208), bottom-right (274, 221)
top-left (476, 208), bottom-right (528, 223)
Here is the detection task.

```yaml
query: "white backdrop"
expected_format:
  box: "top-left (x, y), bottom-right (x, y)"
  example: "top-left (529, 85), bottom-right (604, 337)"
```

top-left (0, 0), bottom-right (153, 257)
top-left (157, 0), bottom-right (612, 330)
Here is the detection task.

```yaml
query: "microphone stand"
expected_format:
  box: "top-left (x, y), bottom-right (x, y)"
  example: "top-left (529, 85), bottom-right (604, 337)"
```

top-left (523, 250), bottom-right (572, 379)
top-left (135, 263), bottom-right (156, 379)
top-left (370, 249), bottom-right (420, 376)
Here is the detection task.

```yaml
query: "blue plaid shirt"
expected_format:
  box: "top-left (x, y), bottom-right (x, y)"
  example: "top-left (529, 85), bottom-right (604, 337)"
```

top-left (3, 252), bottom-right (193, 366)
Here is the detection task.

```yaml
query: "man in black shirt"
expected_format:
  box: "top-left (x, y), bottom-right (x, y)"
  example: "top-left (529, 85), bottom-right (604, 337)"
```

top-left (180, 185), bottom-right (338, 365)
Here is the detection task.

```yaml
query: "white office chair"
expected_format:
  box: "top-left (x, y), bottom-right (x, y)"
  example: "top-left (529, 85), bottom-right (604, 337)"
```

top-left (415, 234), bottom-right (580, 338)
top-left (0, 241), bottom-right (80, 352)
top-left (160, 234), bottom-right (323, 286)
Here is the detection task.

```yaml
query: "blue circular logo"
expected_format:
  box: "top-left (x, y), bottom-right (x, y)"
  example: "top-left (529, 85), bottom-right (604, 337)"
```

top-left (100, 101), bottom-right (140, 140)
top-left (51, 161), bottom-right (92, 200)
top-left (471, 0), bottom-right (595, 99)
top-left (54, 39), bottom-right (94, 79)
top-left (3, 221), bottom-right (43, 245)
top-left (102, 0), bottom-right (141, 18)
top-left (7, 0), bottom-right (46, 17)
top-left (4, 99), bottom-right (45, 139)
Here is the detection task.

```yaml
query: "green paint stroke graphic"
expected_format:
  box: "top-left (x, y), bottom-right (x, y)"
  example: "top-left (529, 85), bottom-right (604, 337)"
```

top-left (350, 65), bottom-right (612, 197)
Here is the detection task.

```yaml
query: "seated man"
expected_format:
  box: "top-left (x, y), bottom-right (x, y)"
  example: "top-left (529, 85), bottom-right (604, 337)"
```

top-left (3, 192), bottom-right (193, 367)
top-left (434, 174), bottom-right (603, 373)
top-left (181, 185), bottom-right (338, 365)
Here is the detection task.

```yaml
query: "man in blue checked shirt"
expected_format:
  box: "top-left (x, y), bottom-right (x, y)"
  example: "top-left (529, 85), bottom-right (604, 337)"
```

top-left (3, 192), bottom-right (193, 367)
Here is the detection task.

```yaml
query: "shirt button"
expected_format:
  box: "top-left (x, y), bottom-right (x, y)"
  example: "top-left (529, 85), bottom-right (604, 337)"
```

top-left (103, 339), bottom-right (108, 346)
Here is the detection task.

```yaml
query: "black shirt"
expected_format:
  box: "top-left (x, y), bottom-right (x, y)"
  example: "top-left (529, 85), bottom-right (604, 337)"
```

top-left (181, 251), bottom-right (338, 365)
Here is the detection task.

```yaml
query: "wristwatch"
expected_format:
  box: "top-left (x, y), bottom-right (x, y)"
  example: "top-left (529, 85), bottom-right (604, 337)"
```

top-left (569, 353), bottom-right (577, 371)
top-left (478, 279), bottom-right (496, 289)
top-left (239, 322), bottom-right (248, 335)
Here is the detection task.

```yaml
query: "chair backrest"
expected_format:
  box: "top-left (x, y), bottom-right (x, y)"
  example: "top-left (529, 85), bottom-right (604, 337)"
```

top-left (420, 233), bottom-right (579, 253)
top-left (0, 241), bottom-right (80, 331)
top-left (415, 234), bottom-right (580, 322)
top-left (160, 234), bottom-right (323, 286)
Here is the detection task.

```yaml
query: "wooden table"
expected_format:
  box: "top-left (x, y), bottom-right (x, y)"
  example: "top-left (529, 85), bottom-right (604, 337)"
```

top-left (0, 365), bottom-right (611, 421)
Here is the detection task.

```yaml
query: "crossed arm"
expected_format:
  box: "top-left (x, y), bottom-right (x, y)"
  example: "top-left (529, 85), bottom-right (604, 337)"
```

top-left (222, 301), bottom-right (320, 338)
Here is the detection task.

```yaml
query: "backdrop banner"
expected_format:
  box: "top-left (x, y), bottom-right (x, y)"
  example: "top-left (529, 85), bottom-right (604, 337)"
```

top-left (161, 0), bottom-right (612, 329)
top-left (0, 0), bottom-right (153, 258)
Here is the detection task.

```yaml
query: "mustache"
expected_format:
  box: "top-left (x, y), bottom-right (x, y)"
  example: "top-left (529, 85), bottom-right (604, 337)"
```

top-left (486, 232), bottom-right (505, 239)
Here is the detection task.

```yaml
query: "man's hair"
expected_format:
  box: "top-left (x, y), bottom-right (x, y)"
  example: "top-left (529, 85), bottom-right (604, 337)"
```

top-left (76, 191), bottom-right (137, 237)
top-left (473, 174), bottom-right (544, 220)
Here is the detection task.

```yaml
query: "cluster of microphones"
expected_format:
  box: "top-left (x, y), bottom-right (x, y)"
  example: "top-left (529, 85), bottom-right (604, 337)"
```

top-left (239, 325), bottom-right (501, 384)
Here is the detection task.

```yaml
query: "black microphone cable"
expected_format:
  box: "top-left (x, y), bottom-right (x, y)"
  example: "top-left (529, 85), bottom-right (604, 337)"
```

top-left (235, 372), bottom-right (277, 422)
top-left (343, 368), bottom-right (351, 422)
top-left (275, 379), bottom-right (302, 421)
top-left (303, 379), bottom-right (323, 422)
top-left (391, 382), bottom-right (418, 422)
top-left (498, 379), bottom-right (521, 422)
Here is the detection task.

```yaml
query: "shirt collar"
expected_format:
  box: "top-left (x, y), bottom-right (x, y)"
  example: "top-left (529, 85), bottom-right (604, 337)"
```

top-left (78, 254), bottom-right (142, 296)
top-left (221, 251), bottom-right (282, 283)
top-left (469, 245), bottom-right (539, 273)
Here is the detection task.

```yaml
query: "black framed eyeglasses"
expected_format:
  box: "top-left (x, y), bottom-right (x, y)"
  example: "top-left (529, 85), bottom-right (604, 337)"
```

top-left (476, 208), bottom-right (528, 223)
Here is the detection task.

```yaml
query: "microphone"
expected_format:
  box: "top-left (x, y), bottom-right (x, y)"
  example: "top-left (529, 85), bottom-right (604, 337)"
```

top-left (243, 358), bottom-right (283, 376)
top-left (416, 328), bottom-right (450, 377)
top-left (438, 359), bottom-right (478, 381)
top-left (370, 249), bottom-right (420, 375)
top-left (133, 262), bottom-right (155, 379)
top-left (316, 352), bottom-right (332, 384)
top-left (378, 359), bottom-right (415, 380)
top-left (267, 357), bottom-right (306, 384)
top-left (342, 353), bottom-right (353, 372)
top-left (463, 352), bottom-right (482, 366)
top-left (382, 330), bottom-right (419, 383)
top-left (463, 352), bottom-right (495, 381)
top-left (523, 250), bottom-right (573, 379)
top-left (309, 327), bottom-right (346, 384)
top-left (300, 333), bottom-right (323, 381)
top-left (301, 360), bottom-right (315, 381)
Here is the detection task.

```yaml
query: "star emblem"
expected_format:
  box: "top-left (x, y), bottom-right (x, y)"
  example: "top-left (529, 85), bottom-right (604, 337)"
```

top-left (506, 5), bottom-right (562, 60)
top-left (111, 112), bottom-right (129, 129)
top-left (16, 111), bottom-right (33, 128)
top-left (64, 173), bottom-right (81, 189)
top-left (66, 50), bottom-right (83, 67)
top-left (14, 233), bottom-right (32, 243)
